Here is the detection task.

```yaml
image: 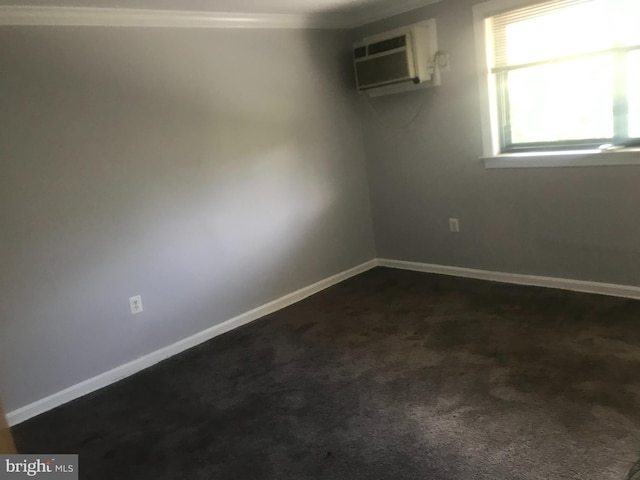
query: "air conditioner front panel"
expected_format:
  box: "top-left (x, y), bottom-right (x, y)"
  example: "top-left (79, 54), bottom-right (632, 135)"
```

top-left (355, 51), bottom-right (414, 90)
top-left (353, 20), bottom-right (438, 95)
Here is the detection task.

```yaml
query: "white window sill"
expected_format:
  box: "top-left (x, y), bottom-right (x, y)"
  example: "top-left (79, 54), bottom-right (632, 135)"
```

top-left (482, 149), bottom-right (640, 169)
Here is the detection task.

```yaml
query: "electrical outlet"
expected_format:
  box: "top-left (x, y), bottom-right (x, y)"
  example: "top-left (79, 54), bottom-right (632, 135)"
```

top-left (129, 295), bottom-right (143, 315)
top-left (449, 218), bottom-right (460, 233)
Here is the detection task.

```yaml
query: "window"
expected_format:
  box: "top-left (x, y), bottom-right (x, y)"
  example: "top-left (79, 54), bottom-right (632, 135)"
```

top-left (476, 0), bottom-right (640, 156)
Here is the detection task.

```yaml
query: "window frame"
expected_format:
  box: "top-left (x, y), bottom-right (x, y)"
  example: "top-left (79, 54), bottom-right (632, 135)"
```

top-left (473, 0), bottom-right (640, 167)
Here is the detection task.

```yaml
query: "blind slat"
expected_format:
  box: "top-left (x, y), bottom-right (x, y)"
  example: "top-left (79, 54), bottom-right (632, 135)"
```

top-left (491, 44), bottom-right (640, 74)
top-left (489, 0), bottom-right (640, 69)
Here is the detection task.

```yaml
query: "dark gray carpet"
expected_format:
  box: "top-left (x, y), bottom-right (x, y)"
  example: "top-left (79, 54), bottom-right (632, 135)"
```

top-left (13, 267), bottom-right (640, 479)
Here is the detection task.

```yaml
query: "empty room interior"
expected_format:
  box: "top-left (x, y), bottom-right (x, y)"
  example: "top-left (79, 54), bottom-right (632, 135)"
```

top-left (2, 0), bottom-right (640, 478)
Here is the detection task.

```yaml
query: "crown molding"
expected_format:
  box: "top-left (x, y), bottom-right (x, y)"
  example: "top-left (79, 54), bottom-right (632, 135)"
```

top-left (0, 2), bottom-right (444, 30)
top-left (0, 6), bottom-right (340, 29)
top-left (348, 0), bottom-right (442, 27)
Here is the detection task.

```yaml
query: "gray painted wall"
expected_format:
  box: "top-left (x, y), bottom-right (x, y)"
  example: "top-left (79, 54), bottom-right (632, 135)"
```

top-left (5, 0), bottom-right (640, 415)
top-left (353, 0), bottom-right (640, 286)
top-left (0, 27), bottom-right (375, 412)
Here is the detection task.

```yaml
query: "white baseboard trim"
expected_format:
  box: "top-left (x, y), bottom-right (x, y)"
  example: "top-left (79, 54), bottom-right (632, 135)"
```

top-left (10, 257), bottom-right (639, 425)
top-left (7, 259), bottom-right (377, 426)
top-left (378, 258), bottom-right (640, 300)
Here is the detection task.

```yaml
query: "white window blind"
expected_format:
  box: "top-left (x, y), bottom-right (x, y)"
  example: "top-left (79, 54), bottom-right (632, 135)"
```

top-left (485, 0), bottom-right (640, 152)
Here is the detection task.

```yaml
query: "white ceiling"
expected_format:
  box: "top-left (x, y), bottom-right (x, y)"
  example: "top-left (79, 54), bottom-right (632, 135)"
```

top-left (0, 0), bottom-right (442, 27)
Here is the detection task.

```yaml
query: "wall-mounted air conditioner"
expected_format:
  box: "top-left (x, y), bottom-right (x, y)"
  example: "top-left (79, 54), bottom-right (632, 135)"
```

top-left (353, 20), bottom-right (439, 95)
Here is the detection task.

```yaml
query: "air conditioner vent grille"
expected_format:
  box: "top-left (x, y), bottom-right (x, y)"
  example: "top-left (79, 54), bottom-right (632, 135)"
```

top-left (353, 46), bottom-right (367, 59)
top-left (368, 35), bottom-right (407, 55)
top-left (355, 51), bottom-right (412, 89)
